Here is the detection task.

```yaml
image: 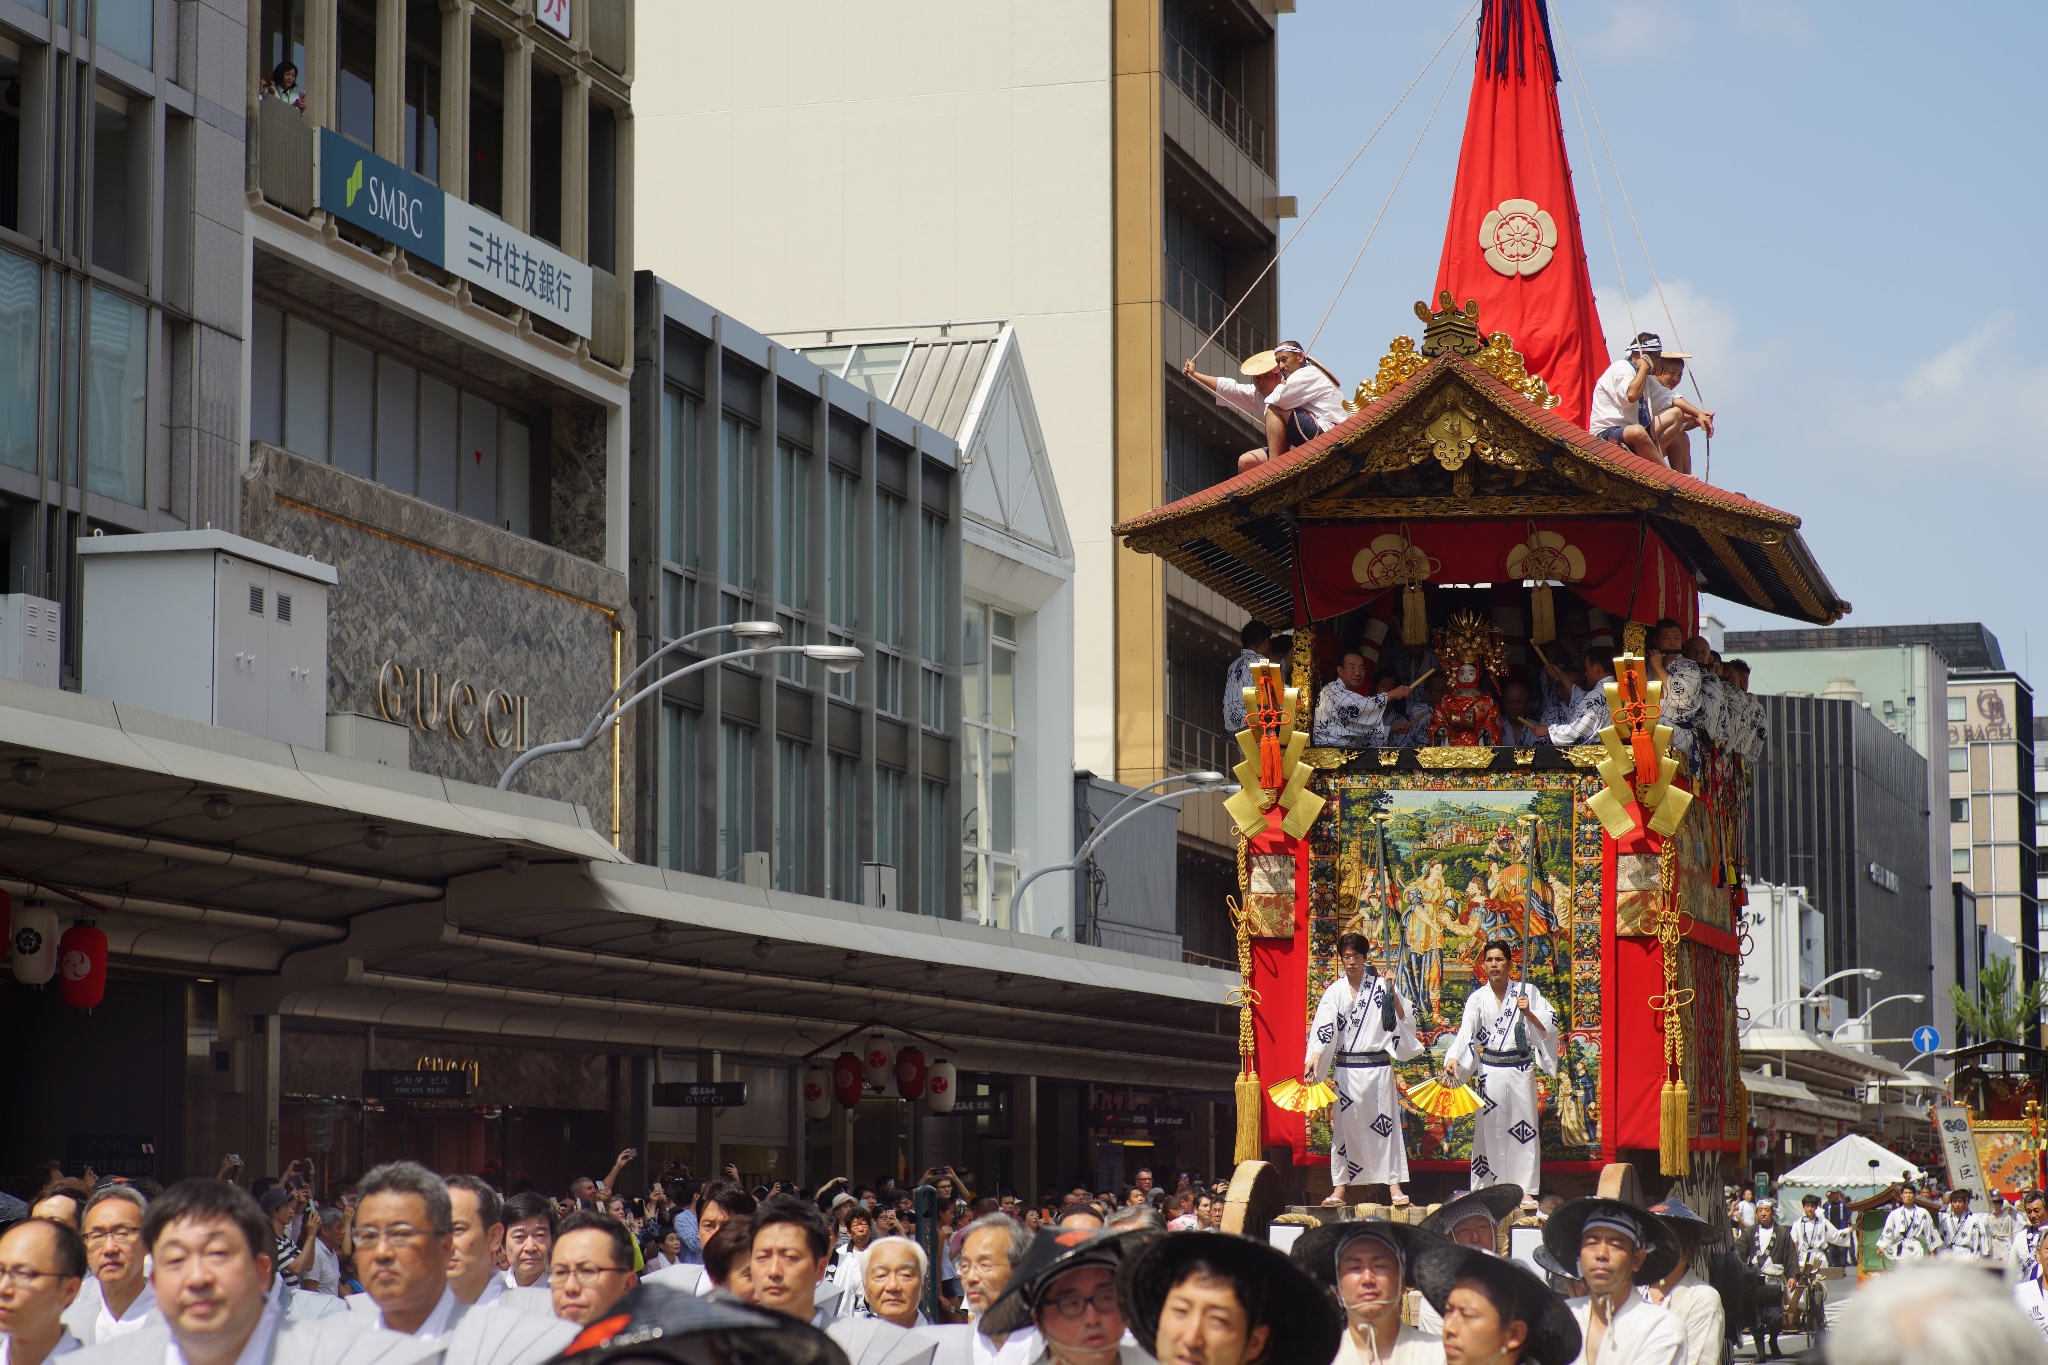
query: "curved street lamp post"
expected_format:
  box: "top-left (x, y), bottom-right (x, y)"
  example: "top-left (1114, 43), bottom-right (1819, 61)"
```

top-left (1009, 771), bottom-right (1239, 930)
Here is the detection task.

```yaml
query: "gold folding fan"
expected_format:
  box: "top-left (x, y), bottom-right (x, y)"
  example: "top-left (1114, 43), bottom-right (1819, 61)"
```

top-left (1266, 1077), bottom-right (1338, 1113)
top-left (1402, 1077), bottom-right (1484, 1119)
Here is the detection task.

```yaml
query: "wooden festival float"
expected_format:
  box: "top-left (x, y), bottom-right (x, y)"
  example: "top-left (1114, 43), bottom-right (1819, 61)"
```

top-left (1112, 0), bottom-right (1849, 1203)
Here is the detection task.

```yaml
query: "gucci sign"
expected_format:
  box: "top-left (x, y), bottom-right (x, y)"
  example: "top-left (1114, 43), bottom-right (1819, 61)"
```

top-left (376, 661), bottom-right (529, 748)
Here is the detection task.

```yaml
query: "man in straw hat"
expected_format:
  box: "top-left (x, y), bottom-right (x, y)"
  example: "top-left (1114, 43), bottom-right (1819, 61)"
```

top-left (1307, 933), bottom-right (1424, 1207)
top-left (1540, 1198), bottom-right (1684, 1365)
top-left (1642, 1199), bottom-right (1727, 1365)
top-left (1586, 333), bottom-right (1712, 475)
top-left (1411, 1185), bottom-right (1526, 1336)
top-left (1440, 941), bottom-right (1559, 1201)
top-left (1412, 1243), bottom-right (1581, 1365)
top-left (1290, 1219), bottom-right (1448, 1364)
top-left (946, 1227), bottom-right (1153, 1365)
top-left (1182, 341), bottom-right (1348, 475)
top-left (1120, 1230), bottom-right (1342, 1365)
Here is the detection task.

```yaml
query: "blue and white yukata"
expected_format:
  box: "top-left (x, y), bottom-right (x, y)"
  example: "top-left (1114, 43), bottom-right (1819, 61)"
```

top-left (1305, 969), bottom-right (1421, 1190)
top-left (1445, 978), bottom-right (1558, 1194)
top-left (1313, 678), bottom-right (1393, 748)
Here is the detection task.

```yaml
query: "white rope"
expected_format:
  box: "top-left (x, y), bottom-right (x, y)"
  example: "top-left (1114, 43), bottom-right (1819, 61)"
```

top-left (1188, 0), bottom-right (1482, 363)
top-left (1554, 21), bottom-right (1635, 340)
top-left (1307, 34), bottom-right (1470, 350)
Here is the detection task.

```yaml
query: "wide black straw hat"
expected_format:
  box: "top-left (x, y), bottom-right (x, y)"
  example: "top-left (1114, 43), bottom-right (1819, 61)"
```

top-left (545, 1281), bottom-right (847, 1365)
top-left (1289, 1218), bottom-right (1448, 1292)
top-left (1119, 1231), bottom-right (1343, 1365)
top-left (977, 1227), bottom-right (1155, 1339)
top-left (1411, 1243), bottom-right (1581, 1365)
top-left (1539, 1196), bottom-right (1680, 1286)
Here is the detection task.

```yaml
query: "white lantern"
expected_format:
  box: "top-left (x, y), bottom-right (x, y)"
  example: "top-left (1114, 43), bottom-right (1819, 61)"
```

top-left (926, 1058), bottom-right (958, 1114)
top-left (802, 1065), bottom-right (832, 1120)
top-left (861, 1032), bottom-right (891, 1090)
top-left (9, 900), bottom-right (57, 986)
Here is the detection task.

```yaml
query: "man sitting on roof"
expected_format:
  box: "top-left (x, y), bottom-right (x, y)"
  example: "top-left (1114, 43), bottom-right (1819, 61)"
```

top-left (1588, 333), bottom-right (1714, 474)
top-left (1183, 341), bottom-right (1349, 474)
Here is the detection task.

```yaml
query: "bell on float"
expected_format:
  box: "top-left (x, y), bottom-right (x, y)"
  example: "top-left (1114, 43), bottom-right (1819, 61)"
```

top-left (895, 1047), bottom-right (927, 1101)
top-left (802, 1065), bottom-right (833, 1120)
top-left (832, 1051), bottom-right (865, 1108)
top-left (861, 1032), bottom-right (891, 1090)
top-left (926, 1058), bottom-right (958, 1114)
top-left (58, 921), bottom-right (108, 1010)
top-left (10, 898), bottom-right (56, 986)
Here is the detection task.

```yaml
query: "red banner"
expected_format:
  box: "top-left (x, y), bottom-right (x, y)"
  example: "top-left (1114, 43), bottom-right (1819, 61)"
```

top-left (1297, 520), bottom-right (1696, 636)
top-left (1434, 0), bottom-right (1609, 426)
top-left (1245, 807), bottom-right (1314, 1163)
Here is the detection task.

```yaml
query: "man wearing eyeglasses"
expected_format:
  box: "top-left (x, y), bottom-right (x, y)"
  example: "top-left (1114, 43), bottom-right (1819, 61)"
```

top-left (0, 1217), bottom-right (87, 1365)
top-left (333, 1162), bottom-right (463, 1342)
top-left (545, 1213), bottom-right (638, 1326)
top-left (70, 1189), bottom-right (153, 1344)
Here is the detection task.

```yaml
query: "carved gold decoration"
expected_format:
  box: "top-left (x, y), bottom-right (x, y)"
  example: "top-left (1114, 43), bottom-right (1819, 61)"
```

top-left (1417, 747), bottom-right (1498, 769)
top-left (1416, 291), bottom-right (1485, 357)
top-left (1471, 331), bottom-right (1562, 410)
top-left (1291, 626), bottom-right (1316, 735)
top-left (1303, 747), bottom-right (1358, 769)
top-left (1565, 746), bottom-right (1605, 768)
top-left (1453, 468), bottom-right (1474, 499)
top-left (1347, 335), bottom-right (1430, 410)
top-left (1424, 408), bottom-right (1482, 471)
top-left (1697, 526), bottom-right (1774, 610)
top-left (1301, 496), bottom-right (1617, 520)
top-left (1514, 749), bottom-right (1537, 766)
top-left (1378, 750), bottom-right (1402, 767)
top-left (1622, 622), bottom-right (1648, 656)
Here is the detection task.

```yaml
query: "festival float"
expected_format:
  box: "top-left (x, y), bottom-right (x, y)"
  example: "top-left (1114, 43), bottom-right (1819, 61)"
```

top-left (1114, 0), bottom-right (1850, 1204)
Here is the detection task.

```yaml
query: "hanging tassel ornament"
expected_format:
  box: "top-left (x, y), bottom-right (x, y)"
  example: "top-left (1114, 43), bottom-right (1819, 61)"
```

top-left (1650, 840), bottom-right (1695, 1176)
top-left (1529, 581), bottom-right (1556, 646)
top-left (1229, 835), bottom-right (1266, 1164)
top-left (1401, 581), bottom-right (1429, 647)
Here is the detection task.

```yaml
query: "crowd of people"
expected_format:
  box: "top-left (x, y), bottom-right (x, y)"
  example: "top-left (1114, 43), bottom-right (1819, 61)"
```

top-left (12, 1156), bottom-right (2048, 1365)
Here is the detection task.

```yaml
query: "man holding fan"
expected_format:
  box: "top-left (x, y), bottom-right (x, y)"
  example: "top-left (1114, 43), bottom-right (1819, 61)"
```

top-left (1442, 940), bottom-right (1559, 1200)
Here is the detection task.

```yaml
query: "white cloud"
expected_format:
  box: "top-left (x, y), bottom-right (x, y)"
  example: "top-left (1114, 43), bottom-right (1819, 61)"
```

top-left (1591, 278), bottom-right (1771, 410)
top-left (1583, 2), bottom-right (1693, 62)
top-left (1837, 312), bottom-right (2048, 482)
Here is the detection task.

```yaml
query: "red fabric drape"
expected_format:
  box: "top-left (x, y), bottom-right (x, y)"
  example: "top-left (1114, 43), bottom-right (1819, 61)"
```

top-left (1297, 520), bottom-right (1697, 635)
top-left (1434, 0), bottom-right (1609, 426)
top-left (1245, 807), bottom-right (1314, 1164)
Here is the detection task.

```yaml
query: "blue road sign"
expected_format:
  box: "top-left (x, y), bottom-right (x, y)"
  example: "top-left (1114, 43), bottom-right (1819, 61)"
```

top-left (1913, 1025), bottom-right (1940, 1054)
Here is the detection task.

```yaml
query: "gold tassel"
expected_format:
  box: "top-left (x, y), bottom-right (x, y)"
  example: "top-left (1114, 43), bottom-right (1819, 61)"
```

top-left (1660, 1078), bottom-right (1691, 1176)
top-left (1235, 1070), bottom-right (1264, 1164)
top-left (1401, 582), bottom-right (1428, 646)
top-left (1530, 582), bottom-right (1556, 646)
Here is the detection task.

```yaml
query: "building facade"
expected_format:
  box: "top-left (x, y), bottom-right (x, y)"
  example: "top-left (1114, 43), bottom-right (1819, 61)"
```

top-left (631, 0), bottom-right (1289, 948)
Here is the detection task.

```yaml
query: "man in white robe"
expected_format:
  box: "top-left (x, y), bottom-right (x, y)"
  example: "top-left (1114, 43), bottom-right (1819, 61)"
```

top-left (1306, 932), bottom-right (1422, 1206)
top-left (1314, 651), bottom-right (1413, 749)
top-left (1442, 941), bottom-right (1558, 1197)
top-left (1877, 1186), bottom-right (1940, 1264)
top-left (2017, 1227), bottom-right (2048, 1341)
top-left (1937, 1188), bottom-right (1993, 1259)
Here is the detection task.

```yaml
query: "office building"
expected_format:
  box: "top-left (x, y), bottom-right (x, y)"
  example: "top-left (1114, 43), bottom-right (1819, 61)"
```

top-left (632, 0), bottom-right (1290, 942)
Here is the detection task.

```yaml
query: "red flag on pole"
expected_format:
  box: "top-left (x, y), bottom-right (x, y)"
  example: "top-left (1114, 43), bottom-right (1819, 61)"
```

top-left (1434, 0), bottom-right (1609, 427)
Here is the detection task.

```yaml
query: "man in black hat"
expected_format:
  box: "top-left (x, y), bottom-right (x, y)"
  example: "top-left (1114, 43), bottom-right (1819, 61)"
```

top-left (963, 1228), bottom-right (1152, 1365)
top-left (1121, 1231), bottom-right (1341, 1365)
top-left (1412, 1243), bottom-right (1579, 1365)
top-left (1290, 1220), bottom-right (1446, 1363)
top-left (1541, 1198), bottom-right (1683, 1365)
top-left (1643, 1199), bottom-right (1726, 1365)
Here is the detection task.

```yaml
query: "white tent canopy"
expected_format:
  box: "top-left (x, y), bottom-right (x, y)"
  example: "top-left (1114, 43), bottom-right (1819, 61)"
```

top-left (1773, 1133), bottom-right (1921, 1200)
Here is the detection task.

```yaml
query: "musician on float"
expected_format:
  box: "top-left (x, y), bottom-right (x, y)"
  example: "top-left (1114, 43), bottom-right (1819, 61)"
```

top-left (1305, 932), bottom-right (1422, 1207)
top-left (1441, 940), bottom-right (1558, 1199)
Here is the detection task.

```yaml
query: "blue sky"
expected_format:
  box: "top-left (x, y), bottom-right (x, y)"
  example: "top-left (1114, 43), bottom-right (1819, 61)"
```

top-left (1276, 1), bottom-right (2048, 674)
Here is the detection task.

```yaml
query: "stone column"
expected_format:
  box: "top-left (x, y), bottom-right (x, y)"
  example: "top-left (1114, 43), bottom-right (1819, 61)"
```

top-left (502, 33), bottom-right (532, 231)
top-left (560, 69), bottom-right (590, 260)
top-left (374, 0), bottom-right (403, 162)
top-left (437, 0), bottom-right (470, 196)
top-left (304, 0), bottom-right (338, 129)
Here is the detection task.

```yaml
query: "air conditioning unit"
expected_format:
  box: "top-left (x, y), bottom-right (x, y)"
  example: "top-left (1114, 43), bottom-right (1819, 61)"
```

top-left (741, 851), bottom-right (771, 888)
top-left (0, 594), bottom-right (60, 688)
top-left (79, 530), bottom-right (336, 748)
top-left (860, 863), bottom-right (898, 912)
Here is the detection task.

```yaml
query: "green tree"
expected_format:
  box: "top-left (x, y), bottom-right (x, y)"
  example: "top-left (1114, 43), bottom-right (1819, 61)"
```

top-left (1949, 955), bottom-right (2048, 1043)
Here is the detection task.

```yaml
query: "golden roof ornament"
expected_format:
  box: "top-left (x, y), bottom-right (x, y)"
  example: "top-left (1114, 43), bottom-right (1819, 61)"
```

top-left (1471, 331), bottom-right (1562, 410)
top-left (1346, 291), bottom-right (1561, 412)
top-left (1418, 290), bottom-right (1486, 357)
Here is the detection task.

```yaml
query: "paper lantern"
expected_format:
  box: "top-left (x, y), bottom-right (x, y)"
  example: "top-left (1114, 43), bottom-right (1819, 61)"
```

top-left (861, 1033), bottom-right (891, 1090)
top-left (832, 1051), bottom-right (865, 1108)
top-left (58, 921), bottom-right (108, 1010)
top-left (802, 1065), bottom-right (832, 1120)
top-left (926, 1059), bottom-right (957, 1114)
top-left (0, 887), bottom-right (11, 946)
top-left (9, 900), bottom-right (56, 985)
top-left (895, 1047), bottom-right (927, 1101)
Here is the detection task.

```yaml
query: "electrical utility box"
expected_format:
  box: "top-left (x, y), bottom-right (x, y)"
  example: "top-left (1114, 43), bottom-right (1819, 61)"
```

top-left (0, 594), bottom-right (61, 687)
top-left (78, 530), bottom-right (337, 748)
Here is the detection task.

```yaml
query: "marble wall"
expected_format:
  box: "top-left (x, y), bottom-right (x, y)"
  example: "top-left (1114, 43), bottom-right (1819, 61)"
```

top-left (241, 445), bottom-right (637, 847)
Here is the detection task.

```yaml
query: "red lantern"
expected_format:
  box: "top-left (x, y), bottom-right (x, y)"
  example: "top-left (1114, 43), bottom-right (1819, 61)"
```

top-left (895, 1047), bottom-right (927, 1100)
top-left (832, 1051), bottom-right (865, 1108)
top-left (58, 921), bottom-right (107, 1010)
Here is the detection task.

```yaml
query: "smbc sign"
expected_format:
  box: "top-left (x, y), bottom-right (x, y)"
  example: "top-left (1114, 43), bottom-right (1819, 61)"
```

top-left (312, 129), bottom-right (590, 339)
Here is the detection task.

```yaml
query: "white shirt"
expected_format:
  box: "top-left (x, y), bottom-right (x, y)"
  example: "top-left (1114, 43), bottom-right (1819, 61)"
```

top-left (469, 1273), bottom-right (510, 1311)
top-left (1644, 1271), bottom-right (1722, 1365)
top-left (1314, 678), bottom-right (1393, 748)
top-left (168, 1300), bottom-right (280, 1365)
top-left (1736, 1199), bottom-right (1757, 1229)
top-left (304, 1240), bottom-right (341, 1297)
top-left (372, 1286), bottom-right (460, 1343)
top-left (2017, 1278), bottom-right (2048, 1340)
top-left (1587, 358), bottom-right (1671, 437)
top-left (3, 1330), bottom-right (81, 1364)
top-left (1334, 1323), bottom-right (1444, 1364)
top-left (94, 1283), bottom-right (157, 1340)
top-left (977, 1324), bottom-right (1040, 1365)
top-left (1791, 1214), bottom-right (1851, 1268)
top-left (1878, 1205), bottom-right (1940, 1261)
top-left (1213, 365), bottom-right (1349, 430)
top-left (1546, 684), bottom-right (1611, 746)
top-left (1567, 1291), bottom-right (1684, 1365)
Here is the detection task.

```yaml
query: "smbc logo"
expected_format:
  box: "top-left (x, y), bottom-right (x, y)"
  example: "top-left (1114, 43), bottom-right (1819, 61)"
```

top-left (341, 158), bottom-right (427, 238)
top-left (345, 158), bottom-right (364, 207)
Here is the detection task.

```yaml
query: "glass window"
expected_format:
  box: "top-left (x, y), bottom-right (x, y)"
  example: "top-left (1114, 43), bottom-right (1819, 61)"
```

top-left (1949, 746), bottom-right (1969, 773)
top-left (283, 314), bottom-right (329, 462)
top-left (961, 601), bottom-right (1021, 927)
top-left (417, 374), bottom-right (459, 508)
top-left (330, 337), bottom-right (375, 478)
top-left (0, 250), bottom-right (40, 473)
top-left (84, 288), bottom-right (146, 506)
top-left (1947, 696), bottom-right (1967, 722)
top-left (662, 389), bottom-right (698, 568)
top-left (530, 69), bottom-right (562, 246)
top-left (403, 6), bottom-right (440, 183)
top-left (827, 469), bottom-right (856, 628)
top-left (459, 390), bottom-right (499, 524)
top-left (98, 0), bottom-right (155, 69)
top-left (875, 493), bottom-right (905, 715)
top-left (337, 10), bottom-right (376, 150)
top-left (468, 28), bottom-right (504, 214)
top-left (720, 416), bottom-right (758, 635)
top-left (502, 416), bottom-right (530, 536)
top-left (775, 441), bottom-right (809, 684)
top-left (93, 93), bottom-right (144, 281)
top-left (1952, 848), bottom-right (1972, 875)
top-left (921, 779), bottom-right (950, 918)
top-left (776, 737), bottom-right (809, 893)
top-left (828, 753), bottom-right (860, 902)
top-left (250, 304), bottom-right (284, 447)
top-left (921, 512), bottom-right (948, 730)
top-left (660, 702), bottom-right (699, 873)
top-left (374, 355), bottom-right (418, 494)
top-left (588, 102), bottom-right (617, 274)
top-left (1952, 798), bottom-right (1968, 824)
top-left (875, 768), bottom-right (903, 877)
top-left (841, 343), bottom-right (909, 399)
top-left (720, 722), bottom-right (757, 880)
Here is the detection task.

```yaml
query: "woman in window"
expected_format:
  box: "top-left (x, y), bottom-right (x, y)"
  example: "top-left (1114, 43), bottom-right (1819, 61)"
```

top-left (262, 61), bottom-right (306, 111)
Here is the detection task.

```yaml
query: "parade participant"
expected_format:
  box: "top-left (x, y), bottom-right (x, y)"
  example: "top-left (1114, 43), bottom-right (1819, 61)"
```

top-left (1539, 650), bottom-right (1613, 747)
top-left (1420, 1188), bottom-right (1525, 1253)
top-left (1289, 1219), bottom-right (1447, 1364)
top-left (500, 1193), bottom-right (556, 1292)
top-left (1411, 1243), bottom-right (1582, 1365)
top-left (1184, 341), bottom-right (1349, 474)
top-left (1305, 932), bottom-right (1423, 1207)
top-left (1641, 1200), bottom-right (1725, 1365)
top-left (969, 1228), bottom-right (1152, 1365)
top-left (327, 1161), bottom-right (466, 1342)
top-left (1316, 652), bottom-right (1412, 749)
top-left (2015, 1229), bottom-right (2048, 1340)
top-left (1830, 1264), bottom-right (2048, 1365)
top-left (1224, 622), bottom-right (1272, 735)
top-left (747, 1197), bottom-right (833, 1326)
top-left (1789, 1197), bottom-right (1851, 1278)
top-left (1120, 1231), bottom-right (1342, 1365)
top-left (1938, 1189), bottom-right (1992, 1259)
top-left (2008, 1191), bottom-right (2048, 1282)
top-left (1499, 683), bottom-right (1547, 747)
top-left (1735, 1200), bottom-right (1794, 1361)
top-left (1540, 1198), bottom-right (1683, 1365)
top-left (858, 1238), bottom-right (929, 1329)
top-left (1587, 334), bottom-right (1711, 474)
top-left (1441, 942), bottom-right (1558, 1197)
top-left (1876, 1186), bottom-right (1940, 1265)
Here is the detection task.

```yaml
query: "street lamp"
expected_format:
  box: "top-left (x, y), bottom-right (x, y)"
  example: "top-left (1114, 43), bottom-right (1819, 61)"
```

top-left (1743, 967), bottom-right (1883, 1034)
top-left (498, 625), bottom-right (863, 790)
top-left (1010, 771), bottom-right (1238, 922)
top-left (1831, 993), bottom-right (1927, 1045)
